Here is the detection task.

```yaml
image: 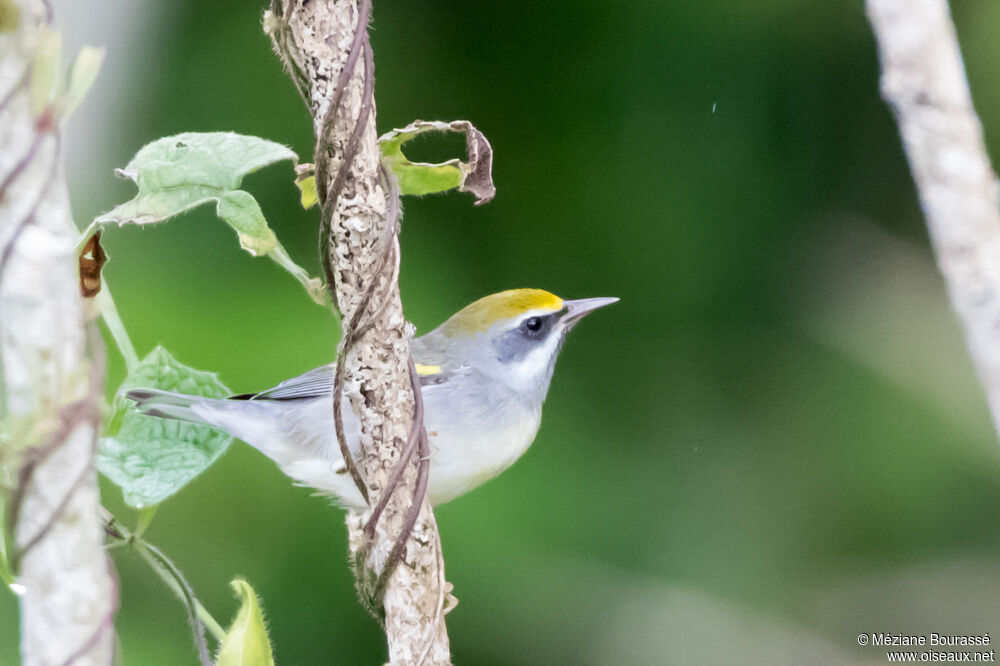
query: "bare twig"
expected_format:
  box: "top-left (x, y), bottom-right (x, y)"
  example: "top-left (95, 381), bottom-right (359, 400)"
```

top-left (867, 0), bottom-right (1000, 438)
top-left (266, 1), bottom-right (451, 662)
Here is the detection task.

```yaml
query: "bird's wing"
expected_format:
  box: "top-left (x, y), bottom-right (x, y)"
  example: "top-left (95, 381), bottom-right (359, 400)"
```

top-left (244, 364), bottom-right (335, 400)
top-left (415, 362), bottom-right (457, 387)
top-left (409, 334), bottom-right (459, 387)
top-left (238, 349), bottom-right (455, 401)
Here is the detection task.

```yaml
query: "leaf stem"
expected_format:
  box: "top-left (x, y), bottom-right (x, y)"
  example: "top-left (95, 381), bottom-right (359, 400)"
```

top-left (102, 509), bottom-right (226, 643)
top-left (95, 282), bottom-right (139, 372)
top-left (268, 245), bottom-right (330, 307)
top-left (0, 495), bottom-right (13, 590)
top-left (133, 505), bottom-right (157, 540)
top-left (134, 540), bottom-right (226, 644)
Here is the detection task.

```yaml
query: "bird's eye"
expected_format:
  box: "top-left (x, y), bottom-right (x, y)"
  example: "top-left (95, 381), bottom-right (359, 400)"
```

top-left (524, 316), bottom-right (543, 332)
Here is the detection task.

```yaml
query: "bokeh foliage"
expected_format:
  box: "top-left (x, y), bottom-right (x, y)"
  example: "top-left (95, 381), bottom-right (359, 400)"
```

top-left (3, 0), bottom-right (1000, 663)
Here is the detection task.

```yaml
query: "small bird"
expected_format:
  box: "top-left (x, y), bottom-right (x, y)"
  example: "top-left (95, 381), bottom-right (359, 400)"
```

top-left (127, 289), bottom-right (618, 508)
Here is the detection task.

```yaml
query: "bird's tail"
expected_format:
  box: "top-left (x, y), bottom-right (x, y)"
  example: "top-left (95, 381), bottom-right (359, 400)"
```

top-left (125, 387), bottom-right (295, 464)
top-left (126, 387), bottom-right (367, 507)
top-left (125, 388), bottom-right (217, 426)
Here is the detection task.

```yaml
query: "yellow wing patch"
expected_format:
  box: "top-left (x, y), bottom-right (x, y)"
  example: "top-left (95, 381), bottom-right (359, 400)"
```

top-left (415, 363), bottom-right (442, 376)
top-left (441, 289), bottom-right (564, 336)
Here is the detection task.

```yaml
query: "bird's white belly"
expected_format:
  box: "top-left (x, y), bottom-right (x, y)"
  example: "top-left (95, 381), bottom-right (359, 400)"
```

top-left (424, 410), bottom-right (542, 505)
top-left (245, 392), bottom-right (541, 507)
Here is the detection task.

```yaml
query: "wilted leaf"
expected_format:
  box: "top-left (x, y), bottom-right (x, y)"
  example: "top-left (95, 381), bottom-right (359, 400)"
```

top-left (91, 132), bottom-right (326, 305)
top-left (78, 231), bottom-right (107, 297)
top-left (379, 120), bottom-right (495, 205)
top-left (216, 579), bottom-right (275, 666)
top-left (97, 346), bottom-right (232, 508)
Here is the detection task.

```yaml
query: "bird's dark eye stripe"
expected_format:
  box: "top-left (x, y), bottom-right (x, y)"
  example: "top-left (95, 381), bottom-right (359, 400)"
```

top-left (499, 314), bottom-right (554, 361)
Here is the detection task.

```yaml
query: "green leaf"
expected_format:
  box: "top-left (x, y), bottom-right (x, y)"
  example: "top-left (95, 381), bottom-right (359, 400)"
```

top-left (393, 159), bottom-right (462, 196)
top-left (29, 29), bottom-right (61, 116)
top-left (216, 190), bottom-right (279, 257)
top-left (92, 132), bottom-right (327, 305)
top-left (96, 346), bottom-right (232, 508)
top-left (25, 31), bottom-right (103, 122)
top-left (216, 580), bottom-right (275, 666)
top-left (0, 0), bottom-right (18, 33)
top-left (0, 493), bottom-right (12, 589)
top-left (379, 120), bottom-right (495, 205)
top-left (295, 171), bottom-right (317, 210)
top-left (96, 133), bottom-right (296, 223)
top-left (60, 46), bottom-right (104, 122)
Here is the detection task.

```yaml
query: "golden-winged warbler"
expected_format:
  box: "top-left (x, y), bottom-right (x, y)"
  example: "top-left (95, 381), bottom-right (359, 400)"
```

top-left (127, 289), bottom-right (618, 507)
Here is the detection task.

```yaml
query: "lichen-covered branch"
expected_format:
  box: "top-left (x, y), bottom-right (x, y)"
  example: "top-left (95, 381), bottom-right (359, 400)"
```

top-left (266, 1), bottom-right (451, 663)
top-left (0, 1), bottom-right (115, 664)
top-left (867, 0), bottom-right (1000, 438)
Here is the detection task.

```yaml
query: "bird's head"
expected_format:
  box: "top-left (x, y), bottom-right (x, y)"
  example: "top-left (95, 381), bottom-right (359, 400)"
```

top-left (420, 289), bottom-right (619, 401)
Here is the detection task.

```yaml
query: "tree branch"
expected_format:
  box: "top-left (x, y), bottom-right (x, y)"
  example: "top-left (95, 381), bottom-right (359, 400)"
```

top-left (867, 0), bottom-right (1000, 437)
top-left (266, 1), bottom-right (452, 663)
top-left (0, 1), bottom-right (115, 663)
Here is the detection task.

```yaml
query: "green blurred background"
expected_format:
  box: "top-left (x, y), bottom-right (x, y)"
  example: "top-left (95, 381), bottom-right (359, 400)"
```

top-left (4, 0), bottom-right (1000, 663)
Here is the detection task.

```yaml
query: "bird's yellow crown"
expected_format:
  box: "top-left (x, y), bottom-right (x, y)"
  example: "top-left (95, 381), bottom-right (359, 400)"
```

top-left (441, 289), bottom-right (564, 336)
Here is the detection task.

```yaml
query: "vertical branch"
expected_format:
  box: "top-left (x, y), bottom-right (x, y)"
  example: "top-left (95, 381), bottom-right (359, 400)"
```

top-left (0, 1), bottom-right (115, 664)
top-left (867, 0), bottom-right (1000, 438)
top-left (266, 1), bottom-right (451, 663)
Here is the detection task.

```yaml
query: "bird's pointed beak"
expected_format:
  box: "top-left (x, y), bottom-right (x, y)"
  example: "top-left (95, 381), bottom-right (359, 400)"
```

top-left (560, 296), bottom-right (620, 329)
